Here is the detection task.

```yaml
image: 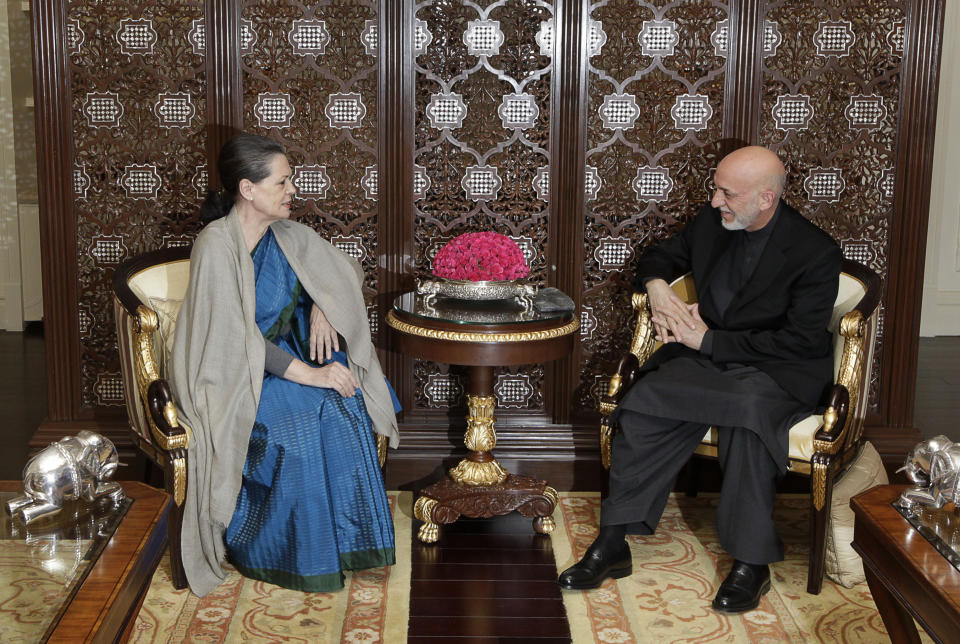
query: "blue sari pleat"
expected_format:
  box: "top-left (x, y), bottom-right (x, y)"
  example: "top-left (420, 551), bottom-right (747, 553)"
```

top-left (224, 228), bottom-right (395, 592)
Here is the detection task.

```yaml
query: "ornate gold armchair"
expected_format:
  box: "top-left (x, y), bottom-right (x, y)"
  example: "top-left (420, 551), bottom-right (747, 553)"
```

top-left (113, 247), bottom-right (193, 589)
top-left (598, 258), bottom-right (882, 595)
top-left (112, 247), bottom-right (389, 589)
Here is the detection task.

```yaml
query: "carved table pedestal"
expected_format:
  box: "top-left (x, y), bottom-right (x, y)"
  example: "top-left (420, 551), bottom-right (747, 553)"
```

top-left (386, 291), bottom-right (576, 542)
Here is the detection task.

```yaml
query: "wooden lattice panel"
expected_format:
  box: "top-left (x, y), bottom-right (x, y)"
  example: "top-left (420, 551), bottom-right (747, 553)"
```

top-left (412, 0), bottom-right (555, 411)
top-left (69, 1), bottom-right (207, 409)
top-left (759, 0), bottom-right (905, 411)
top-left (240, 0), bottom-right (380, 297)
top-left (575, 0), bottom-right (729, 413)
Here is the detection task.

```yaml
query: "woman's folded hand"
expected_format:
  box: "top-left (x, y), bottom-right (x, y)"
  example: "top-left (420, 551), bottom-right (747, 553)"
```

top-left (308, 362), bottom-right (359, 397)
top-left (282, 357), bottom-right (359, 397)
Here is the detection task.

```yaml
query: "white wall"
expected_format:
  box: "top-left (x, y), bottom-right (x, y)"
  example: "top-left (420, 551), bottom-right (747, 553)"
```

top-left (0, 0), bottom-right (39, 330)
top-left (921, 0), bottom-right (960, 336)
top-left (0, 0), bottom-right (23, 331)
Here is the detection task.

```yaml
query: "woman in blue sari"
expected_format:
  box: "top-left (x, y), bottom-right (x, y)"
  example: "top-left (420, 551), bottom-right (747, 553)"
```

top-left (172, 134), bottom-right (400, 595)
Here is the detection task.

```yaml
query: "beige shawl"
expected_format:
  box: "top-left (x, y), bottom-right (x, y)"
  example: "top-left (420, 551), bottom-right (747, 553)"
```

top-left (170, 210), bottom-right (398, 597)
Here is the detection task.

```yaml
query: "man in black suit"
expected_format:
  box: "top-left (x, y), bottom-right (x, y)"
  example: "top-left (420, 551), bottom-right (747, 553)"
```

top-left (558, 146), bottom-right (842, 613)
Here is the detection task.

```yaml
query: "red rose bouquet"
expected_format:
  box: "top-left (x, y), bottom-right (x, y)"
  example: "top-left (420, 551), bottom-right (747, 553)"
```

top-left (432, 232), bottom-right (530, 282)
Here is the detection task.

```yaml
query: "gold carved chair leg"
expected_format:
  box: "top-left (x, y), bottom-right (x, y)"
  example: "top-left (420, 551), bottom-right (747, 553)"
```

top-left (808, 451), bottom-right (836, 595)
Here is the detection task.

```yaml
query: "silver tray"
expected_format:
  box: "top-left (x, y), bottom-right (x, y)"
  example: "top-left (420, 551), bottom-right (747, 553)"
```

top-left (417, 277), bottom-right (536, 308)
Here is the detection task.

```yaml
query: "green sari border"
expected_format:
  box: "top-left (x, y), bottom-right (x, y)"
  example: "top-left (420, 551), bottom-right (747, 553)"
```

top-left (232, 547), bottom-right (395, 592)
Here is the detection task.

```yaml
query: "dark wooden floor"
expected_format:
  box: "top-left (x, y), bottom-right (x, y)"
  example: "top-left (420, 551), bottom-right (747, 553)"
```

top-left (0, 323), bottom-right (46, 480)
top-left (2, 328), bottom-right (959, 640)
top-left (408, 512), bottom-right (571, 642)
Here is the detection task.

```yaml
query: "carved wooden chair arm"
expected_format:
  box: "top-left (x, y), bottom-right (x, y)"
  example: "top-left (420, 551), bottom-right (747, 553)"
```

top-left (146, 379), bottom-right (190, 451)
top-left (601, 354), bottom-right (640, 410)
top-left (146, 379), bottom-right (190, 507)
top-left (600, 353), bottom-right (640, 468)
top-left (599, 289), bottom-right (660, 469)
top-left (810, 380), bottom-right (853, 514)
top-left (813, 309), bottom-right (866, 457)
top-left (627, 291), bottom-right (658, 365)
top-left (128, 305), bottom-right (190, 507)
top-left (813, 384), bottom-right (850, 453)
top-left (134, 307), bottom-right (189, 443)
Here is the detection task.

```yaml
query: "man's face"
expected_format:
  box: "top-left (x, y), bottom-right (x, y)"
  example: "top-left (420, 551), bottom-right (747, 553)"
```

top-left (710, 165), bottom-right (764, 231)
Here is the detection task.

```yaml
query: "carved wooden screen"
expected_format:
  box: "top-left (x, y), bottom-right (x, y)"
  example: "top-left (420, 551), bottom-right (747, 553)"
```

top-left (31, 0), bottom-right (945, 465)
top-left (68, 1), bottom-right (207, 412)
top-left (758, 0), bottom-right (906, 412)
top-left (576, 0), bottom-right (729, 415)
top-left (239, 0), bottom-right (382, 335)
top-left (411, 0), bottom-right (555, 417)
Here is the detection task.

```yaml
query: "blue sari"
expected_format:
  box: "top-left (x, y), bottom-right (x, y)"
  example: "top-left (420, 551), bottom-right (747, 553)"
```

top-left (225, 228), bottom-right (398, 592)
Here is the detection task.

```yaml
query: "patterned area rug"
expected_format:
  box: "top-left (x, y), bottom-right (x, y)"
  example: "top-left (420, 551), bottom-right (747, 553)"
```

top-left (130, 491), bottom-right (412, 643)
top-left (553, 491), bottom-right (932, 644)
top-left (0, 538), bottom-right (93, 642)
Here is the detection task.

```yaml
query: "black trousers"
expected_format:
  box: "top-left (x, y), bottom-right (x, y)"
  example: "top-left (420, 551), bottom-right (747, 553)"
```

top-left (602, 357), bottom-right (808, 564)
top-left (603, 411), bottom-right (784, 564)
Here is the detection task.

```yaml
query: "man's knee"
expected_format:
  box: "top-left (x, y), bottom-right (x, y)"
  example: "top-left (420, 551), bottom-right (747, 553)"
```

top-left (718, 427), bottom-right (782, 483)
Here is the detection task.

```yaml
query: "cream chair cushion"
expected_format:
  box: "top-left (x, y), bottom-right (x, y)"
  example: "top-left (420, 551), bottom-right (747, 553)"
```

top-left (825, 441), bottom-right (887, 587)
top-left (127, 259), bottom-right (190, 377)
top-left (700, 414), bottom-right (822, 463)
top-left (696, 271), bottom-right (866, 464)
top-left (148, 296), bottom-right (184, 375)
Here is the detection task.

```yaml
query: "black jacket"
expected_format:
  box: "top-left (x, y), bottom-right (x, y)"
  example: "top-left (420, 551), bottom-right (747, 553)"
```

top-left (632, 201), bottom-right (843, 407)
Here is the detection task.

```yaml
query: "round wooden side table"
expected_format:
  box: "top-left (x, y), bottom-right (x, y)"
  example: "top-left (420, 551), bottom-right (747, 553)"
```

top-left (386, 291), bottom-right (577, 543)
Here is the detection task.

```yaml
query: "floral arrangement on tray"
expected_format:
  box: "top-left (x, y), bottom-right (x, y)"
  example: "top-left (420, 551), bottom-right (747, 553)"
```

top-left (431, 231), bottom-right (530, 282)
top-left (419, 232), bottom-right (535, 306)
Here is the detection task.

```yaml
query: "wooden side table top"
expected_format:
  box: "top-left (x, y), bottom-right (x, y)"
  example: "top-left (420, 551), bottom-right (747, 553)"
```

top-left (0, 480), bottom-right (170, 643)
top-left (386, 290), bottom-right (577, 366)
top-left (851, 484), bottom-right (960, 643)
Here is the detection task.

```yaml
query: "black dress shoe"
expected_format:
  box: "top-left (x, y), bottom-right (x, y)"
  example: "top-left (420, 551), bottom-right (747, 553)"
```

top-left (711, 560), bottom-right (771, 613)
top-left (558, 540), bottom-right (632, 590)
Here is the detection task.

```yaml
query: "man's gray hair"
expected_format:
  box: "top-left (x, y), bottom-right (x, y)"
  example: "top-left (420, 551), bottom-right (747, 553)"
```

top-left (771, 171), bottom-right (786, 198)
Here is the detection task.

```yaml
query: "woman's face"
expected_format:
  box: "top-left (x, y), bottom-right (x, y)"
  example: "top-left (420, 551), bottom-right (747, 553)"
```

top-left (247, 154), bottom-right (296, 221)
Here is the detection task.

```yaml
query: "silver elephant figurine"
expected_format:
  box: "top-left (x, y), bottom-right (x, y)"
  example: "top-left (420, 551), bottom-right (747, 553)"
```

top-left (5, 431), bottom-right (125, 524)
top-left (896, 435), bottom-right (960, 510)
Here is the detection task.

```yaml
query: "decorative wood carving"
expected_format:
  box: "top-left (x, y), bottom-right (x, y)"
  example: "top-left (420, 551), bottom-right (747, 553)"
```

top-left (240, 0), bottom-right (382, 308)
top-left (758, 0), bottom-right (906, 413)
top-left (67, 0), bottom-right (208, 411)
top-left (415, 473), bottom-right (557, 539)
top-left (575, 0), bottom-right (729, 416)
top-left (411, 0), bottom-right (556, 414)
top-left (30, 0), bottom-right (945, 466)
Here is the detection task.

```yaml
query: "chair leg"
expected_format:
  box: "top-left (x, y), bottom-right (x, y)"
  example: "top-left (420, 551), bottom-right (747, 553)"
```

top-left (684, 457), bottom-right (702, 498)
top-left (167, 504), bottom-right (188, 590)
top-left (807, 464), bottom-right (834, 595)
top-left (161, 459), bottom-right (188, 590)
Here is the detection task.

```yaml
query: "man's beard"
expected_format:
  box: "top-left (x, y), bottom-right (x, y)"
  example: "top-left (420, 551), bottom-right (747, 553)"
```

top-left (720, 208), bottom-right (759, 231)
